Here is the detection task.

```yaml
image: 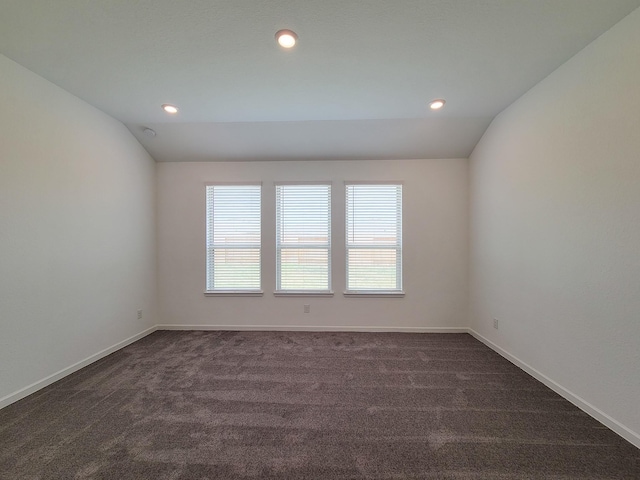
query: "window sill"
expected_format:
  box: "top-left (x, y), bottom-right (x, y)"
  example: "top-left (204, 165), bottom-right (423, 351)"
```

top-left (204, 291), bottom-right (264, 297)
top-left (274, 291), bottom-right (334, 297)
top-left (344, 291), bottom-right (405, 298)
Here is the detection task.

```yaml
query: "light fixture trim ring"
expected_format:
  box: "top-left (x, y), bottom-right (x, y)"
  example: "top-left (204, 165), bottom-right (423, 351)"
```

top-left (275, 29), bottom-right (298, 48)
top-left (429, 99), bottom-right (446, 110)
top-left (161, 103), bottom-right (179, 114)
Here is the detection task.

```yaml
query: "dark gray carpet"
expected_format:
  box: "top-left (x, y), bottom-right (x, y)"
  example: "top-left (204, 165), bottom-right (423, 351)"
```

top-left (0, 331), bottom-right (638, 479)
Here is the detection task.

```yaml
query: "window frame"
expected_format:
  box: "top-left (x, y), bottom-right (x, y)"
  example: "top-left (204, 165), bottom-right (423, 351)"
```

top-left (204, 182), bottom-right (263, 296)
top-left (274, 181), bottom-right (333, 297)
top-left (344, 181), bottom-right (404, 297)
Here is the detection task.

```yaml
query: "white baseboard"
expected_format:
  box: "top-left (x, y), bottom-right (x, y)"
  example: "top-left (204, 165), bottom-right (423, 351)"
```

top-left (156, 324), bottom-right (467, 333)
top-left (468, 329), bottom-right (640, 449)
top-left (0, 326), bottom-right (157, 410)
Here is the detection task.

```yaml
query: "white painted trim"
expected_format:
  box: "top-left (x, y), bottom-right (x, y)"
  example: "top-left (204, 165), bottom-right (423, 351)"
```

top-left (204, 291), bottom-right (264, 297)
top-left (0, 326), bottom-right (157, 410)
top-left (156, 324), bottom-right (467, 333)
top-left (343, 291), bottom-right (405, 298)
top-left (468, 329), bottom-right (640, 450)
top-left (273, 291), bottom-right (334, 297)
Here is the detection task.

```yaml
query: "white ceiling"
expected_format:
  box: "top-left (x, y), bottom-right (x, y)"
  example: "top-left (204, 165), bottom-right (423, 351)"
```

top-left (1, 0), bottom-right (639, 162)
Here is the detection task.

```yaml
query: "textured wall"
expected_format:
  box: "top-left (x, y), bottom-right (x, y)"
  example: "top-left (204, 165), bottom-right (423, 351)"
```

top-left (157, 159), bottom-right (469, 330)
top-left (469, 8), bottom-right (640, 444)
top-left (0, 55), bottom-right (157, 402)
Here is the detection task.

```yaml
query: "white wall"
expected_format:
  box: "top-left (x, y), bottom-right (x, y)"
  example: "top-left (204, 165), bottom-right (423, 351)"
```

top-left (157, 159), bottom-right (468, 330)
top-left (0, 55), bottom-right (157, 404)
top-left (469, 8), bottom-right (640, 446)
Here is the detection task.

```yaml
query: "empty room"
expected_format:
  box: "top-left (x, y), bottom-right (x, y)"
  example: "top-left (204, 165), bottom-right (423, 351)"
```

top-left (1, 1), bottom-right (639, 478)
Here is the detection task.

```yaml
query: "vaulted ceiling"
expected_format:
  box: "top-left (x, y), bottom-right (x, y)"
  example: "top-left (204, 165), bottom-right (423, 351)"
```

top-left (2, 0), bottom-right (639, 161)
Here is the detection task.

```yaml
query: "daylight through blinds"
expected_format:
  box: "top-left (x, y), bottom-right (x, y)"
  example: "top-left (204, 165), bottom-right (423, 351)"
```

top-left (346, 183), bottom-right (402, 291)
top-left (206, 185), bottom-right (261, 291)
top-left (276, 184), bottom-right (331, 291)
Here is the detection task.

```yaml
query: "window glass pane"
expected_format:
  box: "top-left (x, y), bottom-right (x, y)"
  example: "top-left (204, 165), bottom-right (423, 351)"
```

top-left (276, 184), bottom-right (331, 291)
top-left (279, 248), bottom-right (330, 290)
top-left (346, 249), bottom-right (397, 290)
top-left (346, 184), bottom-right (402, 291)
top-left (212, 249), bottom-right (261, 289)
top-left (206, 185), bottom-right (261, 291)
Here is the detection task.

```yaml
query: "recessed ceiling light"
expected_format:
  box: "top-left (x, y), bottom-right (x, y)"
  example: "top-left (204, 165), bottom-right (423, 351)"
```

top-left (429, 99), bottom-right (446, 110)
top-left (161, 104), bottom-right (179, 114)
top-left (275, 29), bottom-right (298, 48)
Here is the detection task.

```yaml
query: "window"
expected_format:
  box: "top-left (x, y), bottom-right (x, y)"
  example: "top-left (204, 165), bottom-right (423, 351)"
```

top-left (205, 184), bottom-right (261, 294)
top-left (345, 183), bottom-right (403, 294)
top-left (275, 183), bottom-right (331, 294)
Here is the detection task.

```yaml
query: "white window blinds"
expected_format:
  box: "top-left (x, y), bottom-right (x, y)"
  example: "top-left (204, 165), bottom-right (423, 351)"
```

top-left (276, 184), bottom-right (331, 292)
top-left (346, 183), bottom-right (402, 292)
top-left (206, 184), bottom-right (261, 292)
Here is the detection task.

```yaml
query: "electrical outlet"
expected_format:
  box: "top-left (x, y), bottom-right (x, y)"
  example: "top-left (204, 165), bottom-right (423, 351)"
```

top-left (137, 309), bottom-right (143, 320)
top-left (304, 304), bottom-right (310, 314)
top-left (493, 318), bottom-right (499, 329)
